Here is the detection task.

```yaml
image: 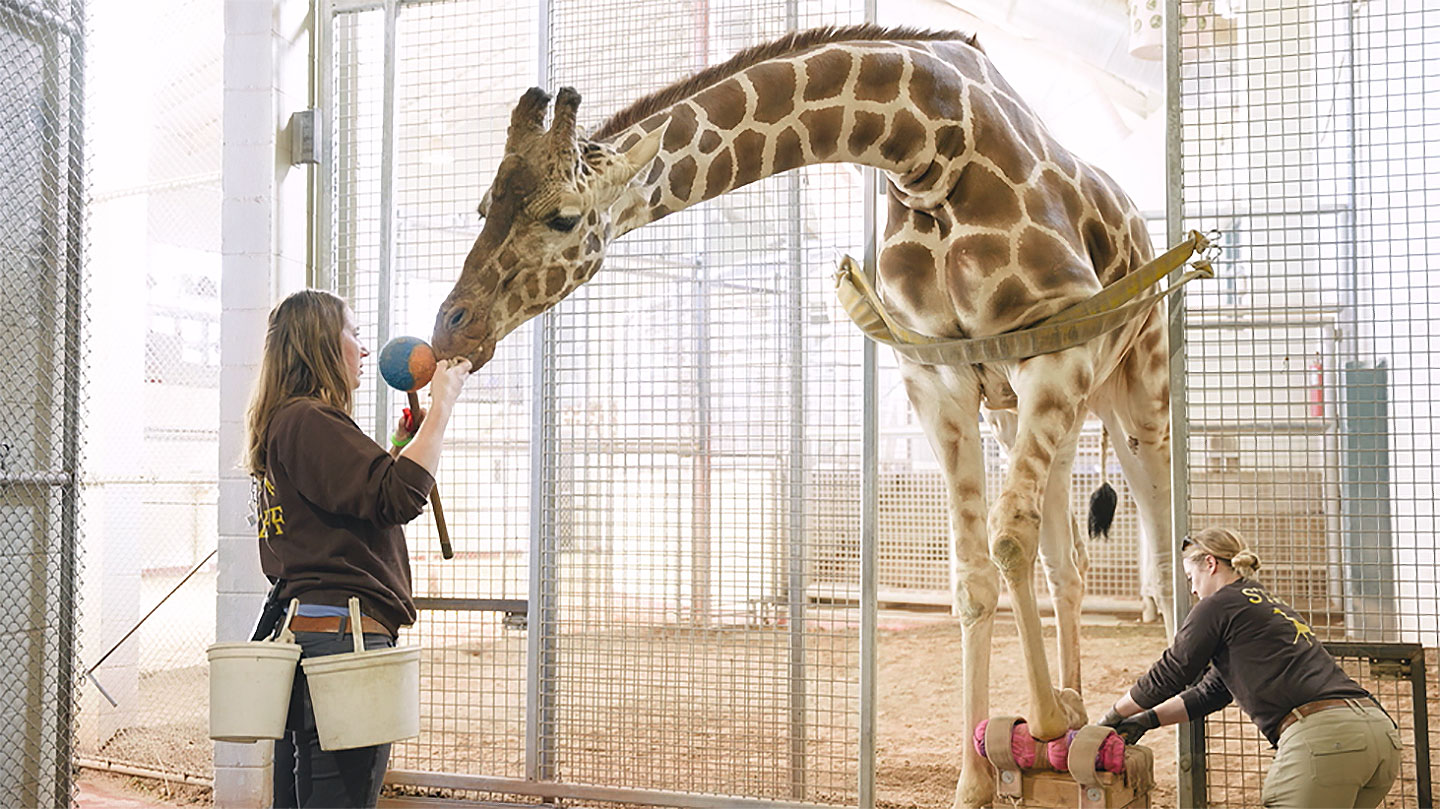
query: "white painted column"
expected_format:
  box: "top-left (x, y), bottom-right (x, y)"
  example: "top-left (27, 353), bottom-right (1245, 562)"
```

top-left (215, 0), bottom-right (312, 805)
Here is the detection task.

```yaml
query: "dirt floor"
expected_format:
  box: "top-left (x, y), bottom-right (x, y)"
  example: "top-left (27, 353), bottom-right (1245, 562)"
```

top-left (78, 595), bottom-right (1440, 809)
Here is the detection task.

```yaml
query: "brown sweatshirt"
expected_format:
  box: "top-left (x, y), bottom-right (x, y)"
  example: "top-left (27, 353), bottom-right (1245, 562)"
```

top-left (256, 397), bottom-right (435, 636)
top-left (1129, 578), bottom-right (1369, 745)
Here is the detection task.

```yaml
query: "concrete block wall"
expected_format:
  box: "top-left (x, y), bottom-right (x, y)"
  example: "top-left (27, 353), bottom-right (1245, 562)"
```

top-left (216, 0), bottom-right (312, 805)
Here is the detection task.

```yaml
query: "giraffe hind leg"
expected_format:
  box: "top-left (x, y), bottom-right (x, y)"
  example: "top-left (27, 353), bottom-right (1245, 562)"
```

top-left (1092, 309), bottom-right (1175, 635)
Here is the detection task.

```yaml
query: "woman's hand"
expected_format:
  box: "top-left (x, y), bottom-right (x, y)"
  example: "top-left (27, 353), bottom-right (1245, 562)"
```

top-left (1109, 709), bottom-right (1160, 744)
top-left (427, 358), bottom-right (472, 415)
top-left (394, 406), bottom-right (426, 441)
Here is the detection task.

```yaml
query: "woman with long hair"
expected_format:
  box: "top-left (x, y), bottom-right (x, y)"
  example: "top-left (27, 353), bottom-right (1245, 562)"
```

top-left (1099, 526), bottom-right (1401, 808)
top-left (244, 289), bottom-right (470, 808)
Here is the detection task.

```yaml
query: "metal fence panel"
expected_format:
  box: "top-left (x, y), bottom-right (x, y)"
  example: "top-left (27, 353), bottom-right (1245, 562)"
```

top-left (0, 0), bottom-right (85, 806)
top-left (325, 1), bottom-right (867, 805)
top-left (1176, 0), bottom-right (1440, 804)
top-left (72, 0), bottom-right (221, 788)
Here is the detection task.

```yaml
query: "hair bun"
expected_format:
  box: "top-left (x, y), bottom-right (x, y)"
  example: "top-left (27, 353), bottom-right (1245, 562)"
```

top-left (1231, 550), bottom-right (1261, 572)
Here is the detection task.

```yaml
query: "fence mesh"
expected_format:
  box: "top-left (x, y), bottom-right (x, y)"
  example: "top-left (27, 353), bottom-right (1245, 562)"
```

top-left (72, 0), bottom-right (220, 787)
top-left (0, 0), bottom-right (86, 806)
top-left (329, 0), bottom-right (867, 804)
top-left (1178, 0), bottom-right (1440, 803)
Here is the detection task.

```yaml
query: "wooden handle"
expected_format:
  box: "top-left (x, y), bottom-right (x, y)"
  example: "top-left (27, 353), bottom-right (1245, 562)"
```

top-left (407, 390), bottom-right (454, 560)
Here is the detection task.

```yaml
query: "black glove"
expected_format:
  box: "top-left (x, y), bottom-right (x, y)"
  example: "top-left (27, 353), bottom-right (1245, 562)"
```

top-left (1110, 709), bottom-right (1160, 744)
top-left (1097, 706), bottom-right (1126, 728)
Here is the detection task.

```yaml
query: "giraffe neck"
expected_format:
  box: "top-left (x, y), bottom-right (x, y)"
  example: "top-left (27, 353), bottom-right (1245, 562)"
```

top-left (606, 40), bottom-right (974, 236)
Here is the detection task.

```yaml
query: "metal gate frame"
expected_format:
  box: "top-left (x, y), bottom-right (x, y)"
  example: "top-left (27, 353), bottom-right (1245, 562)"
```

top-left (0, 1), bottom-right (85, 807)
top-left (316, 1), bottom-right (879, 807)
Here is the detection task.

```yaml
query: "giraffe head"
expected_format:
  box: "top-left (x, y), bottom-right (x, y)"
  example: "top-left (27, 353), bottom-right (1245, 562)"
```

top-left (431, 86), bottom-right (665, 366)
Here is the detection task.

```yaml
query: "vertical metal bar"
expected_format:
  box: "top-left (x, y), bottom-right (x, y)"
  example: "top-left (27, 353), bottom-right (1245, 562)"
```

top-left (859, 0), bottom-right (879, 799)
top-left (56, 5), bottom-right (85, 804)
top-left (783, 4), bottom-right (807, 798)
top-left (1164, 1), bottom-right (1205, 806)
top-left (692, 256), bottom-right (713, 626)
top-left (526, 0), bottom-right (556, 783)
top-left (372, 0), bottom-right (398, 442)
top-left (1411, 649), bottom-right (1432, 808)
top-left (1341, 2), bottom-right (1361, 367)
top-left (858, 166), bottom-right (879, 809)
top-left (315, 0), bottom-right (336, 291)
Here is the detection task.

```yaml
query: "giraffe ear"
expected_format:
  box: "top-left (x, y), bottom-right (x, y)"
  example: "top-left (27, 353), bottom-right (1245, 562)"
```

top-left (605, 122), bottom-right (667, 187)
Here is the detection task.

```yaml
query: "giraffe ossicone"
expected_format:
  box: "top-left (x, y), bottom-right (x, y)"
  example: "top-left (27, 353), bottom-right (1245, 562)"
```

top-left (432, 24), bottom-right (1176, 809)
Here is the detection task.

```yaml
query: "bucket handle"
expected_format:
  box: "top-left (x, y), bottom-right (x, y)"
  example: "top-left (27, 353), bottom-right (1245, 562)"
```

top-left (347, 596), bottom-right (364, 655)
top-left (274, 598), bottom-right (300, 644)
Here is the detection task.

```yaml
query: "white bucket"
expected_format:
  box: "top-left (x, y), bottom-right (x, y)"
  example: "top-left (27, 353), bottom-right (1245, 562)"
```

top-left (207, 599), bottom-right (301, 743)
top-left (301, 597), bottom-right (420, 751)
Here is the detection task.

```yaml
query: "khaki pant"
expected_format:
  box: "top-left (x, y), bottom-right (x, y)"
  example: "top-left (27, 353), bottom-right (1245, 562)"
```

top-left (1263, 700), bottom-right (1402, 809)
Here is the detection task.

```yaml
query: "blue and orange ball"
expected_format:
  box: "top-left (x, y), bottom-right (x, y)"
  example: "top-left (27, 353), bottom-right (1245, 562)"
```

top-left (378, 336), bottom-right (437, 392)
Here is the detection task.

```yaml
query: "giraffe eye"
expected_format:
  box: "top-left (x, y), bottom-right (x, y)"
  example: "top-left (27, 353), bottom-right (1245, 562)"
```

top-left (546, 214), bottom-right (580, 233)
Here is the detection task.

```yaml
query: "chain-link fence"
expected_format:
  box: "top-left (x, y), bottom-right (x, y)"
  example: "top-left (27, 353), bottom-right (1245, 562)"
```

top-left (73, 0), bottom-right (220, 788)
top-left (0, 0), bottom-right (86, 807)
top-left (1176, 0), bottom-right (1440, 804)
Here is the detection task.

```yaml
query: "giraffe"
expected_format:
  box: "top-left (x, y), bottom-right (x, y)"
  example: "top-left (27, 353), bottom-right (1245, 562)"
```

top-left (430, 25), bottom-right (1174, 809)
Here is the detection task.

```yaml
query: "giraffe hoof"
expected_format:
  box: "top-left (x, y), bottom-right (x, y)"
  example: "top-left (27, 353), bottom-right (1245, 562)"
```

top-left (1140, 596), bottom-right (1159, 624)
top-left (954, 769), bottom-right (994, 809)
top-left (1059, 687), bottom-right (1088, 729)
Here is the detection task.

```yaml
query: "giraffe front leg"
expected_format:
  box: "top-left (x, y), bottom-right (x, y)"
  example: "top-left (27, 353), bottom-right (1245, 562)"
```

top-left (993, 354), bottom-right (1093, 741)
top-left (953, 538), bottom-right (1000, 809)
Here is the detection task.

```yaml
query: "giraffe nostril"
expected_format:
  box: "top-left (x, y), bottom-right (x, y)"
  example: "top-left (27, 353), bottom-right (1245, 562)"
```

top-left (448, 308), bottom-right (466, 330)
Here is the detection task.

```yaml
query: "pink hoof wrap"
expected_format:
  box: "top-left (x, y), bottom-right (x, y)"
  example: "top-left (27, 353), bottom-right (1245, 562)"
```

top-left (972, 719), bottom-right (1040, 769)
top-left (1045, 728), bottom-right (1128, 773)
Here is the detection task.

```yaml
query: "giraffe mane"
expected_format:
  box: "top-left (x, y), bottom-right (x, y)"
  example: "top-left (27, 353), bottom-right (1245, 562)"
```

top-left (591, 23), bottom-right (979, 141)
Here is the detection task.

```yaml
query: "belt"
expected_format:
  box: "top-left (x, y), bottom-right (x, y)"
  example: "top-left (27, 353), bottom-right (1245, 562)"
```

top-left (1278, 697), bottom-right (1374, 735)
top-left (288, 614), bottom-right (393, 638)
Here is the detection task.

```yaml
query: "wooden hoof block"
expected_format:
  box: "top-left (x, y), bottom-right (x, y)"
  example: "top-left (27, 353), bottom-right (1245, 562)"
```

top-left (1011, 745), bottom-right (1154, 809)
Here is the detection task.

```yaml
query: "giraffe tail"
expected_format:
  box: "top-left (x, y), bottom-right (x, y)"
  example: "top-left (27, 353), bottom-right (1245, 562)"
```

top-left (1087, 482), bottom-right (1117, 539)
top-left (1088, 426), bottom-right (1117, 539)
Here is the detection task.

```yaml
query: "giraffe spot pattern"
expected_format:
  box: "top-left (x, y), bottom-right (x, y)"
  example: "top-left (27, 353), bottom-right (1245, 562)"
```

top-left (906, 52), bottom-right (965, 121)
top-left (773, 127), bottom-right (805, 175)
top-left (705, 148), bottom-right (735, 196)
top-left (750, 62), bottom-right (797, 124)
top-left (933, 124), bottom-right (966, 159)
top-left (695, 79), bottom-right (747, 130)
top-left (945, 234), bottom-right (1008, 313)
top-left (799, 106), bottom-right (843, 159)
top-left (880, 108), bottom-right (926, 167)
top-left (848, 110), bottom-right (886, 155)
top-left (732, 129), bottom-right (767, 187)
top-left (542, 267), bottom-right (566, 298)
top-left (947, 163), bottom-right (1021, 229)
top-left (855, 52), bottom-right (904, 103)
top-left (1017, 227), bottom-right (1083, 291)
top-left (968, 86), bottom-right (1037, 184)
top-left (802, 49), bottom-right (852, 101)
top-left (664, 103), bottom-right (699, 152)
top-left (879, 241), bottom-right (938, 315)
top-left (697, 130), bottom-right (722, 153)
top-left (669, 154), bottom-right (699, 201)
top-left (987, 276), bottom-right (1036, 324)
